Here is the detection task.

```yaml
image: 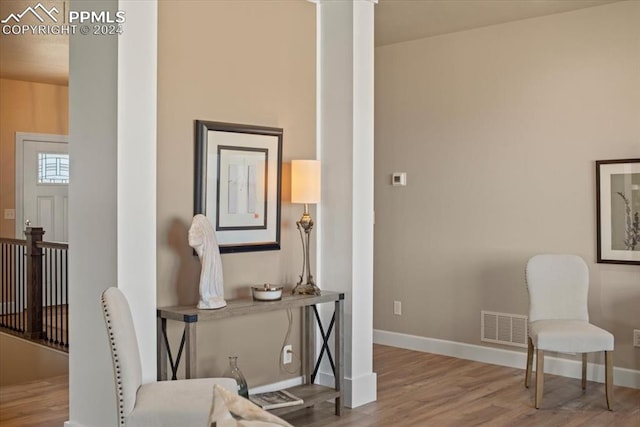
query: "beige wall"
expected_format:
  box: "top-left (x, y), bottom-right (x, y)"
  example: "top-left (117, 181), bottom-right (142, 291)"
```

top-left (374, 1), bottom-right (640, 370)
top-left (157, 1), bottom-right (316, 386)
top-left (0, 79), bottom-right (68, 238)
top-left (0, 333), bottom-right (68, 386)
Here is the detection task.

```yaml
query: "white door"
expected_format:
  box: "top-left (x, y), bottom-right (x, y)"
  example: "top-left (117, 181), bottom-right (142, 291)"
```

top-left (16, 133), bottom-right (69, 242)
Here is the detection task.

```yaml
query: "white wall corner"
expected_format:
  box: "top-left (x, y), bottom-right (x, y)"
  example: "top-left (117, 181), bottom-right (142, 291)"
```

top-left (373, 329), bottom-right (640, 390)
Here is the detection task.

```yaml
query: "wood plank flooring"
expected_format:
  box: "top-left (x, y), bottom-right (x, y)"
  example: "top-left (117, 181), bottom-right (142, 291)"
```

top-left (1, 345), bottom-right (638, 426)
top-left (285, 345), bottom-right (640, 426)
top-left (0, 375), bottom-right (68, 427)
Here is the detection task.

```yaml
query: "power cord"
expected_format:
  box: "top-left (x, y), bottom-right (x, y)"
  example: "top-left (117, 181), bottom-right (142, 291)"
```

top-left (279, 308), bottom-right (301, 374)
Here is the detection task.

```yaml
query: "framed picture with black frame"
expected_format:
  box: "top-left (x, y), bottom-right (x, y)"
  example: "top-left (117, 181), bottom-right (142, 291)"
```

top-left (595, 158), bottom-right (640, 265)
top-left (194, 120), bottom-right (282, 253)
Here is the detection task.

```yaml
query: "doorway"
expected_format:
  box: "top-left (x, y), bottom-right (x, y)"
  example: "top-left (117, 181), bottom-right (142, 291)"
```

top-left (15, 132), bottom-right (69, 242)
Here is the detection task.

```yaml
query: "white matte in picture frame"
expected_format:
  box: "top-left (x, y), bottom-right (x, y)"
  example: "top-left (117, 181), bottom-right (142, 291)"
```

top-left (194, 120), bottom-right (283, 253)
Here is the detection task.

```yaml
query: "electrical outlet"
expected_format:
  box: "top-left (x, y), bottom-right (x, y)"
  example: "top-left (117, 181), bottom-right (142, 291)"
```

top-left (393, 300), bottom-right (402, 316)
top-left (634, 329), bottom-right (640, 348)
top-left (283, 344), bottom-right (292, 364)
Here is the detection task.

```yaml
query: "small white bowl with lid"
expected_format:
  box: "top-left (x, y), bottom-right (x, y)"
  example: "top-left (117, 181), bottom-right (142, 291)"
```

top-left (252, 284), bottom-right (283, 301)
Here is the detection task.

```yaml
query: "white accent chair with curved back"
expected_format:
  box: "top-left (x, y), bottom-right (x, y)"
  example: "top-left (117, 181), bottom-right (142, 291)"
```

top-left (101, 287), bottom-right (238, 426)
top-left (524, 254), bottom-right (614, 410)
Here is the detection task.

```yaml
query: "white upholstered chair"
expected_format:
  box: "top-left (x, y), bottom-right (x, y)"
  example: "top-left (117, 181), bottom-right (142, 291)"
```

top-left (101, 287), bottom-right (238, 426)
top-left (524, 254), bottom-right (614, 410)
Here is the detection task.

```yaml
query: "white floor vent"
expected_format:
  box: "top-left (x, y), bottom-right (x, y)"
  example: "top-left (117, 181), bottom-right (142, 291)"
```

top-left (481, 311), bottom-right (528, 348)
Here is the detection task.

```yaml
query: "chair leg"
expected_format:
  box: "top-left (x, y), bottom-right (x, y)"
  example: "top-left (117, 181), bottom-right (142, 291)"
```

top-left (535, 348), bottom-right (544, 409)
top-left (525, 337), bottom-right (533, 388)
top-left (581, 353), bottom-right (587, 390)
top-left (605, 351), bottom-right (613, 411)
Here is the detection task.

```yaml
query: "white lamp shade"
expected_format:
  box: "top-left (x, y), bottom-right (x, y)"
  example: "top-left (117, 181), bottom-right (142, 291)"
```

top-left (291, 160), bottom-right (321, 204)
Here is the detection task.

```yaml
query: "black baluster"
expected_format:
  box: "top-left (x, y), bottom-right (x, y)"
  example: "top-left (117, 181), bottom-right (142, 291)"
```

top-left (49, 248), bottom-right (52, 342)
top-left (2, 244), bottom-right (6, 327)
top-left (44, 248), bottom-right (48, 341)
top-left (52, 251), bottom-right (60, 344)
top-left (62, 249), bottom-right (67, 347)
top-left (18, 245), bottom-right (22, 332)
top-left (1, 244), bottom-right (5, 326)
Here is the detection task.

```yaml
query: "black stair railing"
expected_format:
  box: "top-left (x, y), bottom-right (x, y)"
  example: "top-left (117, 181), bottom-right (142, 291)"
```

top-left (0, 227), bottom-right (69, 351)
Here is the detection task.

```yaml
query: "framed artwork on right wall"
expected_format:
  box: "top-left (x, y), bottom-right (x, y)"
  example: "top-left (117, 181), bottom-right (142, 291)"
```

top-left (595, 158), bottom-right (640, 265)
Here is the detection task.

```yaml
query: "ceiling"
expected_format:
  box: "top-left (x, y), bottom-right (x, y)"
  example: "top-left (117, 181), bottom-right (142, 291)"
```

top-left (0, 0), bottom-right (623, 86)
top-left (375, 0), bottom-right (621, 46)
top-left (0, 0), bottom-right (68, 85)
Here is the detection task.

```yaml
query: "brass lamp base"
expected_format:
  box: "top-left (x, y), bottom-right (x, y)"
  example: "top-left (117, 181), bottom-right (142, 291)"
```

top-left (292, 283), bottom-right (321, 296)
top-left (292, 203), bottom-right (320, 296)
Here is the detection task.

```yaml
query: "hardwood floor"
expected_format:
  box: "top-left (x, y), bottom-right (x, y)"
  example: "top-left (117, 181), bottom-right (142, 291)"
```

top-left (285, 345), bottom-right (640, 426)
top-left (1, 345), bottom-right (638, 426)
top-left (0, 375), bottom-right (68, 427)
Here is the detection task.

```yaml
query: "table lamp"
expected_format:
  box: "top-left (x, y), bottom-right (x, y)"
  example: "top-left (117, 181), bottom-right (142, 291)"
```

top-left (291, 160), bottom-right (321, 295)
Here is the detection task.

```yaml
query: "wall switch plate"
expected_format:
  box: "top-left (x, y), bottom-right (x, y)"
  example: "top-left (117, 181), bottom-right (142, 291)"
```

top-left (634, 329), bottom-right (640, 348)
top-left (4, 209), bottom-right (15, 220)
top-left (283, 344), bottom-right (293, 364)
top-left (394, 301), bottom-right (402, 316)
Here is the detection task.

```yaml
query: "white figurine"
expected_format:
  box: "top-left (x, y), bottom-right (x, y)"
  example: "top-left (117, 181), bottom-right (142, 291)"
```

top-left (188, 214), bottom-right (227, 309)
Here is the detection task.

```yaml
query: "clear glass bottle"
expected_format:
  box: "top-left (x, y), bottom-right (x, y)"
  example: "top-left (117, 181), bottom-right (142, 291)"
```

top-left (227, 356), bottom-right (249, 398)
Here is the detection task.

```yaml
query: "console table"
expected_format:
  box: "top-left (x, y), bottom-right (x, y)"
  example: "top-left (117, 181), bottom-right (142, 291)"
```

top-left (156, 291), bottom-right (344, 416)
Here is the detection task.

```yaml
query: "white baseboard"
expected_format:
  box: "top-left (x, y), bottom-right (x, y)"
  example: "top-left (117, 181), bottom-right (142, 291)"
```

top-left (249, 376), bottom-right (304, 394)
top-left (373, 329), bottom-right (639, 390)
top-left (317, 371), bottom-right (377, 408)
top-left (256, 370), bottom-right (378, 409)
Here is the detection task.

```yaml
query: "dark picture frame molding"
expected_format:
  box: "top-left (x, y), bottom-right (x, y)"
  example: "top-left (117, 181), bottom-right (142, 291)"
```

top-left (195, 120), bottom-right (283, 253)
top-left (595, 158), bottom-right (640, 265)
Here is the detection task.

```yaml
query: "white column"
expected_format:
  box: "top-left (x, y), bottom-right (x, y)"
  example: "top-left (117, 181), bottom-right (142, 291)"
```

top-left (316, 0), bottom-right (377, 408)
top-left (67, 1), bottom-right (157, 425)
top-left (117, 0), bottom-right (158, 384)
top-left (68, 0), bottom-right (119, 425)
